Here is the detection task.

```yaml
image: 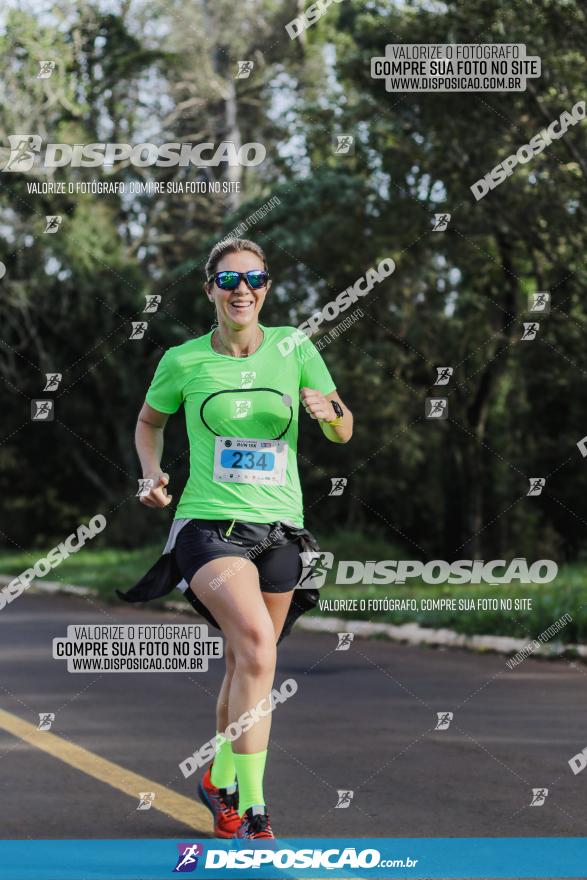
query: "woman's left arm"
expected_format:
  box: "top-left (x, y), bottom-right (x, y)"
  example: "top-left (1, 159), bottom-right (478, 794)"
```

top-left (299, 387), bottom-right (353, 444)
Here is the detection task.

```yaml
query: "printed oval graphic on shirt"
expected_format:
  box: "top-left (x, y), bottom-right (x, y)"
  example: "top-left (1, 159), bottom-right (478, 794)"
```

top-left (199, 387), bottom-right (293, 440)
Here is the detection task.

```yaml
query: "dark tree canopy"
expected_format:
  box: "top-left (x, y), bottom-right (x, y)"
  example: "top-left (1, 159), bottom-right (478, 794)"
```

top-left (1, 0), bottom-right (586, 562)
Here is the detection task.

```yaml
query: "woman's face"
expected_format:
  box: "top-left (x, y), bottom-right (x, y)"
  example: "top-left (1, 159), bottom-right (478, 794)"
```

top-left (207, 250), bottom-right (270, 328)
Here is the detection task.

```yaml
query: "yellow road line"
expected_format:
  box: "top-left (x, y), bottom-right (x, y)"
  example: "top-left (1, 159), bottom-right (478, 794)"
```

top-left (0, 707), bottom-right (360, 876)
top-left (0, 707), bottom-right (212, 834)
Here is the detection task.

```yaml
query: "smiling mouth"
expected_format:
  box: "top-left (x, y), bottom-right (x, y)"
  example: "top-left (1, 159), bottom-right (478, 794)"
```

top-left (229, 300), bottom-right (254, 310)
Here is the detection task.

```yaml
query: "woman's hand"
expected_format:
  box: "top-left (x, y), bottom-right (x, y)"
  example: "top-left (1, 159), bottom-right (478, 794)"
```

top-left (139, 471), bottom-right (173, 508)
top-left (300, 388), bottom-right (353, 443)
top-left (299, 387), bottom-right (335, 421)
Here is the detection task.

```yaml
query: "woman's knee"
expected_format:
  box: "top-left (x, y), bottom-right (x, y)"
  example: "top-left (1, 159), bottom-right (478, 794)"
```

top-left (234, 624), bottom-right (276, 677)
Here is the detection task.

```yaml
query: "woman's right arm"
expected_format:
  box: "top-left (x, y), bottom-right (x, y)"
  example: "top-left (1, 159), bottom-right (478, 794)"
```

top-left (135, 402), bottom-right (173, 508)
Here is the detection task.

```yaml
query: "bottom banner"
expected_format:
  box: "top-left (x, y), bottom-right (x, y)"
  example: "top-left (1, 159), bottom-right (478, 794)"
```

top-left (0, 838), bottom-right (583, 880)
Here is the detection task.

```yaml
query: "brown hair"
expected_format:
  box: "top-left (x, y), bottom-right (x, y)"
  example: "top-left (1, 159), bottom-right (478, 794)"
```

top-left (204, 238), bottom-right (268, 284)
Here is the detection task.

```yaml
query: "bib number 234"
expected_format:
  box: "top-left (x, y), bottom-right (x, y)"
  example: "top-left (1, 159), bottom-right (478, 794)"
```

top-left (213, 437), bottom-right (288, 485)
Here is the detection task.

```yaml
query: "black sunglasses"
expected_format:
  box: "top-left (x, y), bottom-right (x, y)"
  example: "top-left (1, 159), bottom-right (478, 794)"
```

top-left (208, 270), bottom-right (270, 291)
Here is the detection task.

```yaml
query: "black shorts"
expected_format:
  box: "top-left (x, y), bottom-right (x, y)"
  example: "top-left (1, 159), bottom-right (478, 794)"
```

top-left (174, 519), bottom-right (303, 594)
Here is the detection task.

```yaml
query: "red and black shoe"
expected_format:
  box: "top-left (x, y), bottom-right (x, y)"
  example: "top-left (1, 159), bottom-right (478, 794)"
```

top-left (234, 805), bottom-right (274, 839)
top-left (198, 767), bottom-right (241, 838)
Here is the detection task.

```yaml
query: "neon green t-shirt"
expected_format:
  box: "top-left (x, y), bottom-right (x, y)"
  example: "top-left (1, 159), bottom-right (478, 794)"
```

top-left (145, 324), bottom-right (337, 527)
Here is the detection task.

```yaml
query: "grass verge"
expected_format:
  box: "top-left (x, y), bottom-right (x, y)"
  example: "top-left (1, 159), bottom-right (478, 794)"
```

top-left (0, 530), bottom-right (583, 644)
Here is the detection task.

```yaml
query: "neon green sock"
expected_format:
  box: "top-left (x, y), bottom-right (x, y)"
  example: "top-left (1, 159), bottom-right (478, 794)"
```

top-left (210, 732), bottom-right (236, 789)
top-left (233, 750), bottom-right (267, 816)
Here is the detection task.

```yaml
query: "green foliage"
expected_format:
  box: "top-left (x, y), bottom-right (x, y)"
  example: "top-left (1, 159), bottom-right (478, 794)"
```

top-left (2, 0), bottom-right (587, 569)
top-left (2, 532), bottom-right (585, 643)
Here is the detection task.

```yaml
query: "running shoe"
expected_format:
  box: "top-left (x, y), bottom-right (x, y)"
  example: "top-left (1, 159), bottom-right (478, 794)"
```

top-left (198, 767), bottom-right (241, 838)
top-left (234, 805), bottom-right (274, 839)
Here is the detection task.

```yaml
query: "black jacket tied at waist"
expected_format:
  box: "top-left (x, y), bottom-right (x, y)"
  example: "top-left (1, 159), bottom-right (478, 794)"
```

top-left (116, 520), bottom-right (321, 643)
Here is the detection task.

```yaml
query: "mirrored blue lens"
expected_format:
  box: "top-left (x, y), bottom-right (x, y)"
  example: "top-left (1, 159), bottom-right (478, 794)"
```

top-left (246, 271), bottom-right (268, 289)
top-left (216, 272), bottom-right (240, 289)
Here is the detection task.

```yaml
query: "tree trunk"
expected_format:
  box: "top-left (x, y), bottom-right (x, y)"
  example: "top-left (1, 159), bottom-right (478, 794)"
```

top-left (224, 75), bottom-right (242, 212)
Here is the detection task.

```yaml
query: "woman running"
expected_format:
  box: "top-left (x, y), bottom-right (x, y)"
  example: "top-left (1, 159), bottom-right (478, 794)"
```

top-left (132, 238), bottom-right (353, 839)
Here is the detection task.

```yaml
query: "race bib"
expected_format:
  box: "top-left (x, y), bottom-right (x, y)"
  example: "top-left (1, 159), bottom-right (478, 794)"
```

top-left (213, 436), bottom-right (288, 485)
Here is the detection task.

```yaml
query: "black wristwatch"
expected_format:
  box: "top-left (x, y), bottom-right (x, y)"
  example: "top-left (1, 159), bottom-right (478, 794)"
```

top-left (324, 400), bottom-right (344, 425)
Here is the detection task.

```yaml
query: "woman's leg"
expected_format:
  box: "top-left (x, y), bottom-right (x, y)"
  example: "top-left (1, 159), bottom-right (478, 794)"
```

top-left (211, 594), bottom-right (293, 764)
top-left (257, 538), bottom-right (300, 641)
top-left (209, 642), bottom-right (237, 790)
top-left (189, 557), bottom-right (278, 818)
top-left (213, 593), bottom-right (292, 738)
top-left (189, 557), bottom-right (277, 751)
top-left (262, 590), bottom-right (295, 642)
top-left (208, 589), bottom-right (292, 795)
top-left (216, 642), bottom-right (235, 733)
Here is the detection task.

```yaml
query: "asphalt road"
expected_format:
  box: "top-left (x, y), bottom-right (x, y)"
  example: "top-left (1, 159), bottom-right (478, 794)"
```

top-left (1, 592), bottom-right (586, 849)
